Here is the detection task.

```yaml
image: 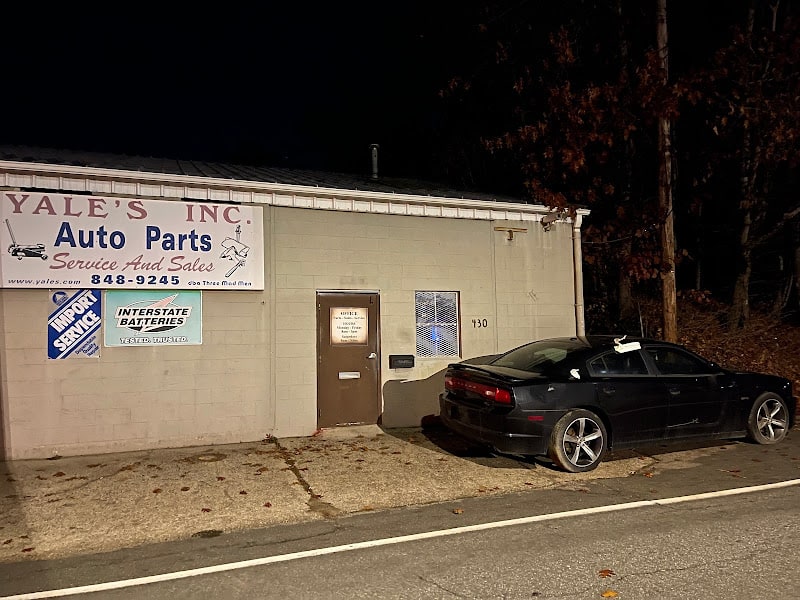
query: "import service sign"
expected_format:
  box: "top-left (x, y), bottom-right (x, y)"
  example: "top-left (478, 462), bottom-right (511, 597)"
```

top-left (48, 290), bottom-right (101, 359)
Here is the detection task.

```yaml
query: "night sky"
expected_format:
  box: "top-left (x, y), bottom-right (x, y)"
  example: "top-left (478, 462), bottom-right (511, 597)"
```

top-left (3, 2), bottom-right (754, 182)
top-left (3, 3), bottom-right (476, 177)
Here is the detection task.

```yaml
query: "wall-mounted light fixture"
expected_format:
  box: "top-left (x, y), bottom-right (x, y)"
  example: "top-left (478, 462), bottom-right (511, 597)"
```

top-left (494, 226), bottom-right (528, 241)
top-left (541, 211), bottom-right (564, 232)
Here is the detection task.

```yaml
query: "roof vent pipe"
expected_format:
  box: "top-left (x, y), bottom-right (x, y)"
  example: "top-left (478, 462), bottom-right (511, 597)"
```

top-left (369, 144), bottom-right (380, 179)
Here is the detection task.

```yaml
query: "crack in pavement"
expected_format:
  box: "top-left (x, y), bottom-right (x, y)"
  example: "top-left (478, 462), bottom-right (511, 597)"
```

top-left (267, 436), bottom-right (342, 519)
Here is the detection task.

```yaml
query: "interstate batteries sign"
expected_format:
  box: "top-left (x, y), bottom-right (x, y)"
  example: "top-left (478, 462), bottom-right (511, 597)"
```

top-left (0, 192), bottom-right (264, 290)
top-left (104, 290), bottom-right (202, 346)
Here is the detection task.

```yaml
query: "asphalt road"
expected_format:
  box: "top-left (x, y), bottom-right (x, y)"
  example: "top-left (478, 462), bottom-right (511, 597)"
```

top-left (3, 434), bottom-right (800, 599)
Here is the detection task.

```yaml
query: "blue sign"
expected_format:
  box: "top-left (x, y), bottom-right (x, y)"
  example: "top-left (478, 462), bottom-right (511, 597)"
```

top-left (48, 290), bottom-right (102, 359)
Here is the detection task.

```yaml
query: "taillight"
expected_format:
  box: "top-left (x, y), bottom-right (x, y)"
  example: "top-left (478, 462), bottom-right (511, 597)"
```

top-left (493, 388), bottom-right (512, 404)
top-left (445, 376), bottom-right (512, 404)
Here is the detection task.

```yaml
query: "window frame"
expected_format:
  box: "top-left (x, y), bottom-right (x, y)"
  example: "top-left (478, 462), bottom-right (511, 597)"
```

top-left (414, 290), bottom-right (462, 359)
top-left (586, 349), bottom-right (652, 378)
top-left (643, 345), bottom-right (715, 376)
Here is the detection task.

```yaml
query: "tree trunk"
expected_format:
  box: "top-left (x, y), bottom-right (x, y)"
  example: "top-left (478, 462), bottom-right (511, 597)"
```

top-left (657, 0), bottom-right (678, 342)
top-left (795, 243), bottom-right (800, 312)
top-left (729, 236), bottom-right (752, 328)
top-left (728, 2), bottom-right (757, 330)
top-left (618, 255), bottom-right (636, 329)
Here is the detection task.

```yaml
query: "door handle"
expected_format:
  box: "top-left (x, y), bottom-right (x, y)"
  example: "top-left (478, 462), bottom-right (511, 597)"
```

top-left (367, 352), bottom-right (377, 359)
top-left (668, 387), bottom-right (681, 396)
top-left (601, 386), bottom-right (616, 395)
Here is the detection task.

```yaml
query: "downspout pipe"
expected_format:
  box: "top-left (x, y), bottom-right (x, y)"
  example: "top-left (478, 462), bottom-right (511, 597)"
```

top-left (572, 211), bottom-right (588, 336)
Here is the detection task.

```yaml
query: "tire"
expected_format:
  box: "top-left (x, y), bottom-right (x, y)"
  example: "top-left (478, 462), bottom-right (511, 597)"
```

top-left (747, 393), bottom-right (789, 445)
top-left (548, 409), bottom-right (607, 473)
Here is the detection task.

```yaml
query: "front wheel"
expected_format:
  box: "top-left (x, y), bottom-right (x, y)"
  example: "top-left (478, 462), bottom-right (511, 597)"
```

top-left (747, 393), bottom-right (789, 445)
top-left (548, 409), bottom-right (607, 473)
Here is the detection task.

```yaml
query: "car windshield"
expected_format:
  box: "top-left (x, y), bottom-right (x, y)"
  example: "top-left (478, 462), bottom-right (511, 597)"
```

top-left (491, 339), bottom-right (586, 374)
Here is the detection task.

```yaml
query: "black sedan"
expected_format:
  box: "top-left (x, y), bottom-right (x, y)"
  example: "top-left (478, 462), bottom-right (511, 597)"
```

top-left (439, 336), bottom-right (796, 472)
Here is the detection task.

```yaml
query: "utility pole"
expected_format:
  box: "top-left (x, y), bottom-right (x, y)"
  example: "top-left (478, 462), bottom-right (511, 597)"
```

top-left (657, 0), bottom-right (677, 341)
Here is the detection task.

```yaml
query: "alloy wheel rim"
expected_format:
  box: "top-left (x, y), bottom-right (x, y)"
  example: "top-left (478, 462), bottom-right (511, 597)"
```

top-left (757, 400), bottom-right (787, 441)
top-left (562, 417), bottom-right (604, 467)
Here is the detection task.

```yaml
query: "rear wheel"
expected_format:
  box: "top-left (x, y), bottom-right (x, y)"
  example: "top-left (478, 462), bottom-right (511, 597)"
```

top-left (548, 409), bottom-right (607, 473)
top-left (747, 393), bottom-right (789, 444)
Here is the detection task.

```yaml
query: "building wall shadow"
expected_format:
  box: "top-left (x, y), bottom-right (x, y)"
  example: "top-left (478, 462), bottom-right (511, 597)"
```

top-left (381, 354), bottom-right (499, 428)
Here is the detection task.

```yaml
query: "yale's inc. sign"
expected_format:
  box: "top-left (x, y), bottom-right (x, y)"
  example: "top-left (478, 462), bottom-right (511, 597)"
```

top-left (0, 192), bottom-right (265, 290)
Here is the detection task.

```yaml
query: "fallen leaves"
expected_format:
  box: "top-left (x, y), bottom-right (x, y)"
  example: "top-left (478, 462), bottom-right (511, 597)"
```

top-left (598, 568), bottom-right (618, 596)
top-left (201, 508), bottom-right (211, 513)
top-left (599, 569), bottom-right (615, 578)
top-left (53, 472), bottom-right (66, 478)
top-left (181, 487), bottom-right (190, 492)
top-left (721, 469), bottom-right (744, 478)
top-left (452, 508), bottom-right (464, 514)
top-left (263, 502), bottom-right (272, 508)
top-left (152, 488), bottom-right (162, 494)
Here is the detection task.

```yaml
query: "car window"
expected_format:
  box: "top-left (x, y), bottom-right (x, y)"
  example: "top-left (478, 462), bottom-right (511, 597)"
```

top-left (589, 351), bottom-right (649, 376)
top-left (646, 347), bottom-right (710, 375)
top-left (492, 340), bottom-right (584, 374)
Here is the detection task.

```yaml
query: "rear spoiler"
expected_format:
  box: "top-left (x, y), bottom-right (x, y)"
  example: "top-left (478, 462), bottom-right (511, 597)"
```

top-left (447, 362), bottom-right (546, 384)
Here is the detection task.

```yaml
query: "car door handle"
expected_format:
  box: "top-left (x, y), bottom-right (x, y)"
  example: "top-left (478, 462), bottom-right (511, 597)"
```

top-left (668, 387), bottom-right (681, 396)
top-left (601, 386), bottom-right (616, 395)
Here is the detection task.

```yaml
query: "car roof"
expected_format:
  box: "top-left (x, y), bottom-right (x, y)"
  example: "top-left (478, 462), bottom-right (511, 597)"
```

top-left (529, 335), bottom-right (683, 352)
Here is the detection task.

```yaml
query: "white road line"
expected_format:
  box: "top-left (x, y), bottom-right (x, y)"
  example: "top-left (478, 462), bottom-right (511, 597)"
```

top-left (4, 478), bottom-right (800, 600)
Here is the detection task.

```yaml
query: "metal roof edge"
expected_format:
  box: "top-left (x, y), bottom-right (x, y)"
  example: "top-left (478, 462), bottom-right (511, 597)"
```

top-left (0, 159), bottom-right (591, 221)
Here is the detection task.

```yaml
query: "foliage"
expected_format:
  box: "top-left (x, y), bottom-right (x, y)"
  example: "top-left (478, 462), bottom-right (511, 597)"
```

top-left (438, 0), bottom-right (800, 331)
top-left (626, 294), bottom-right (800, 393)
top-left (680, 4), bottom-right (800, 327)
top-left (456, 2), bottom-right (684, 330)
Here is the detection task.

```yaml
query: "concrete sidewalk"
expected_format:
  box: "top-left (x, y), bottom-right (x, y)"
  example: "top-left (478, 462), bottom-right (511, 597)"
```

top-left (0, 425), bottom-right (652, 563)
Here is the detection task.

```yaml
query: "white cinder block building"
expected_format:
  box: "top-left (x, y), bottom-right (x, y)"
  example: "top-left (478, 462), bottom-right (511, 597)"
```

top-left (0, 147), bottom-right (588, 459)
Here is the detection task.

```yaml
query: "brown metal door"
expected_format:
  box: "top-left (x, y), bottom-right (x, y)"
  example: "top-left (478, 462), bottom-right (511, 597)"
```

top-left (317, 292), bottom-right (380, 427)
